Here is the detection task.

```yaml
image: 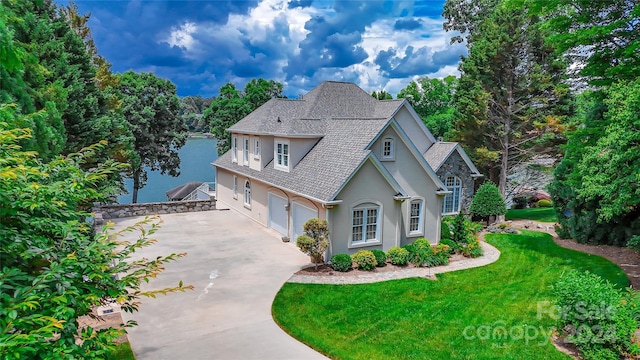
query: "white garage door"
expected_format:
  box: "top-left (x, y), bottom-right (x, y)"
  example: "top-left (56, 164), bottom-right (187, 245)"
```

top-left (292, 202), bottom-right (318, 242)
top-left (268, 193), bottom-right (288, 236)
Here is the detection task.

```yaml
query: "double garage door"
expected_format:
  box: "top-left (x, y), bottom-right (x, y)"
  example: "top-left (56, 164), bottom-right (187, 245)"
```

top-left (267, 193), bottom-right (317, 241)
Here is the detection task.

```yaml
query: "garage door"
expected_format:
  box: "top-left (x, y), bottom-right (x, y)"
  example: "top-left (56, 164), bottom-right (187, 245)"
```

top-left (292, 202), bottom-right (318, 242)
top-left (268, 193), bottom-right (288, 236)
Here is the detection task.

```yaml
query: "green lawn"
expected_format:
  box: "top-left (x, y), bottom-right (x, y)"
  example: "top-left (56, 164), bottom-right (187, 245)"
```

top-left (107, 342), bottom-right (135, 360)
top-left (272, 231), bottom-right (627, 360)
top-left (506, 207), bottom-right (557, 222)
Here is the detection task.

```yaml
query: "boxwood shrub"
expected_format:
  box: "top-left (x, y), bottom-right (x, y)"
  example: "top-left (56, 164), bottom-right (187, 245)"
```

top-left (330, 253), bottom-right (352, 272)
top-left (352, 250), bottom-right (376, 271)
top-left (371, 249), bottom-right (387, 267)
top-left (387, 246), bottom-right (409, 266)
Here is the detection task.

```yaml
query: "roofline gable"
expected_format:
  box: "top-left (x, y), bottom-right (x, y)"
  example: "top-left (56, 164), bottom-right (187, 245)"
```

top-left (367, 118), bottom-right (447, 191)
top-left (432, 143), bottom-right (482, 176)
top-left (328, 152), bottom-right (407, 201)
top-left (392, 100), bottom-right (437, 144)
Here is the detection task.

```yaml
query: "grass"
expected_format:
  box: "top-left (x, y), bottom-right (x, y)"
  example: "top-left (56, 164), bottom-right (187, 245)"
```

top-left (272, 231), bottom-right (627, 360)
top-left (107, 342), bottom-right (135, 360)
top-left (506, 207), bottom-right (557, 222)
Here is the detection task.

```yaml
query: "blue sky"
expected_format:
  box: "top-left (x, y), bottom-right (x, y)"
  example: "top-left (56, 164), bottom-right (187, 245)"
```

top-left (67, 0), bottom-right (465, 98)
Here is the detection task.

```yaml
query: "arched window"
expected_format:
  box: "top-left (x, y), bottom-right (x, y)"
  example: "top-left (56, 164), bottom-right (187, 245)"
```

top-left (442, 176), bottom-right (462, 214)
top-left (244, 181), bottom-right (251, 207)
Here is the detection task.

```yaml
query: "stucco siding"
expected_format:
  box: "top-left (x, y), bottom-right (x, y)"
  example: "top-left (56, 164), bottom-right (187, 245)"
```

top-left (289, 137), bottom-right (320, 168)
top-left (330, 159), bottom-right (400, 256)
top-left (393, 106), bottom-right (434, 154)
top-left (372, 125), bottom-right (442, 245)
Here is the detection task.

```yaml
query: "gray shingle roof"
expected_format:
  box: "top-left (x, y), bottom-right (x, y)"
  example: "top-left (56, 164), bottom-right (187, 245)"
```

top-left (424, 142), bottom-right (458, 171)
top-left (165, 181), bottom-right (203, 201)
top-left (216, 81), bottom-right (444, 202)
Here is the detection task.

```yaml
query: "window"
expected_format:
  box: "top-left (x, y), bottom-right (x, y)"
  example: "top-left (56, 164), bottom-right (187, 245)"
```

top-left (243, 181), bottom-right (251, 207)
top-left (253, 138), bottom-right (260, 159)
top-left (442, 176), bottom-right (462, 214)
top-left (232, 176), bottom-right (238, 199)
top-left (232, 136), bottom-right (237, 163)
top-left (275, 140), bottom-right (290, 170)
top-left (381, 137), bottom-right (394, 160)
top-left (409, 199), bottom-right (423, 234)
top-left (351, 204), bottom-right (381, 245)
top-left (243, 138), bottom-right (249, 165)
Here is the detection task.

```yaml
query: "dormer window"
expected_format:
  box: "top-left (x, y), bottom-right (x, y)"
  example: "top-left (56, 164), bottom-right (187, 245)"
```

top-left (275, 140), bottom-right (290, 171)
top-left (382, 137), bottom-right (395, 160)
top-left (243, 138), bottom-right (249, 165)
top-left (232, 136), bottom-right (237, 163)
top-left (254, 138), bottom-right (260, 159)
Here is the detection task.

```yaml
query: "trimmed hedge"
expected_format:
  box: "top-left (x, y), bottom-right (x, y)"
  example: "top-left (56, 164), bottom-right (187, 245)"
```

top-left (330, 254), bottom-right (352, 272)
top-left (371, 249), bottom-right (387, 267)
top-left (352, 250), bottom-right (376, 271)
top-left (387, 246), bottom-right (409, 266)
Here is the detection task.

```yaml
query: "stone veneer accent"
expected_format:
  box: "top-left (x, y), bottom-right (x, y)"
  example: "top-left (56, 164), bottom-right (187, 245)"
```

top-left (436, 151), bottom-right (476, 214)
top-left (94, 199), bottom-right (216, 220)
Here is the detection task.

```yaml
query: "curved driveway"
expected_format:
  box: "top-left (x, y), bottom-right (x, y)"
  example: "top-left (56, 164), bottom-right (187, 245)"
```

top-left (114, 209), bottom-right (326, 360)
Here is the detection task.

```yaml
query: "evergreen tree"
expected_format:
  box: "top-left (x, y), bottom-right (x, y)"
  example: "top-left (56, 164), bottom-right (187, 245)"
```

top-left (469, 182), bottom-right (507, 225)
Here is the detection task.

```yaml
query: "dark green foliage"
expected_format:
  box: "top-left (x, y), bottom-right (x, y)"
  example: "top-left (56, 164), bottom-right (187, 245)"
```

top-left (180, 96), bottom-right (212, 132)
top-left (406, 239), bottom-right (434, 267)
top-left (0, 122), bottom-right (191, 359)
top-left (371, 90), bottom-right (392, 100)
top-left (552, 271), bottom-right (640, 359)
top-left (371, 249), bottom-right (387, 267)
top-left (439, 239), bottom-right (459, 254)
top-left (469, 182), bottom-right (507, 224)
top-left (451, 213), bottom-right (468, 245)
top-left (330, 254), bottom-right (352, 272)
top-left (441, 219), bottom-right (452, 240)
top-left (387, 246), bottom-right (409, 266)
top-left (397, 76), bottom-right (458, 139)
top-left (549, 85), bottom-right (640, 246)
top-left (205, 79), bottom-right (284, 155)
top-left (462, 239), bottom-right (484, 258)
top-left (512, 197), bottom-right (528, 209)
top-left (352, 250), bottom-right (376, 271)
top-left (111, 71), bottom-right (187, 203)
top-left (627, 236), bottom-right (640, 252)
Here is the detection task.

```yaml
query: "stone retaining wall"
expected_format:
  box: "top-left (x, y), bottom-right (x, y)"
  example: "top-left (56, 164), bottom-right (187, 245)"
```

top-left (94, 199), bottom-right (216, 219)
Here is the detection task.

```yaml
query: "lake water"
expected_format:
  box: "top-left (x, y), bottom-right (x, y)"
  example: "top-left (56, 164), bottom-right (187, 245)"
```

top-left (117, 138), bottom-right (218, 204)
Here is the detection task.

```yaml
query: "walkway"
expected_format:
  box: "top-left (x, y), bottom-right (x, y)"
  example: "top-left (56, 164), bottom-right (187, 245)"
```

top-left (288, 240), bottom-right (500, 285)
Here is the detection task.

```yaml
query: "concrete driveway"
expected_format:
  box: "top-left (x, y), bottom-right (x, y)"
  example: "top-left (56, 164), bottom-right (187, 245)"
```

top-left (113, 209), bottom-right (326, 360)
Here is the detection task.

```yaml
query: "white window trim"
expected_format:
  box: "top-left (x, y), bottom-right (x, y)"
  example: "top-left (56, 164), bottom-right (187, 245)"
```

top-left (243, 138), bottom-right (249, 165)
top-left (407, 198), bottom-right (425, 237)
top-left (381, 137), bottom-right (395, 161)
top-left (232, 176), bottom-right (238, 199)
top-left (243, 180), bottom-right (251, 208)
top-left (442, 176), bottom-right (462, 215)
top-left (231, 136), bottom-right (237, 163)
top-left (274, 139), bottom-right (290, 172)
top-left (348, 201), bottom-right (382, 248)
top-left (253, 138), bottom-right (260, 160)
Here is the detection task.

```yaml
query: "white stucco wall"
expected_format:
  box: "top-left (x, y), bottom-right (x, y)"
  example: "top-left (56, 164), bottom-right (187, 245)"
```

top-left (393, 105), bottom-right (434, 154)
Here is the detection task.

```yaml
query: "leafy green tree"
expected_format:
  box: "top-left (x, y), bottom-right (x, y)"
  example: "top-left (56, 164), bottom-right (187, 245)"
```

top-left (445, 1), bottom-right (572, 197)
top-left (180, 95), bottom-right (212, 132)
top-left (205, 79), bottom-right (284, 155)
top-left (469, 182), bottom-right (507, 225)
top-left (111, 71), bottom-right (187, 203)
top-left (0, 115), bottom-right (192, 359)
top-left (295, 218), bottom-right (329, 270)
top-left (530, 0), bottom-right (640, 86)
top-left (397, 76), bottom-right (458, 139)
top-left (371, 90), bottom-right (392, 100)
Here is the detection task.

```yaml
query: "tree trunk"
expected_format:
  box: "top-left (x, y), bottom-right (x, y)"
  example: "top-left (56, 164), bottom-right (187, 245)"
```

top-left (132, 167), bottom-right (140, 204)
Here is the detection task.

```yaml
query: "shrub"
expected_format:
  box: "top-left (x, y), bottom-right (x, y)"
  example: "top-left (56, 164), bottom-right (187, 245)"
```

top-left (387, 246), bottom-right (409, 266)
top-left (513, 197), bottom-right (528, 209)
top-left (352, 250), bottom-right (376, 271)
top-left (439, 239), bottom-right (459, 254)
top-left (552, 271), bottom-right (640, 360)
top-left (413, 237), bottom-right (432, 249)
top-left (627, 235), bottom-right (640, 252)
top-left (441, 220), bottom-right (452, 240)
top-left (498, 223), bottom-right (507, 229)
top-left (431, 244), bottom-right (451, 265)
top-left (451, 213), bottom-right (468, 245)
top-left (462, 240), bottom-right (483, 258)
top-left (330, 254), bottom-right (352, 272)
top-left (537, 199), bottom-right (552, 208)
top-left (296, 218), bottom-right (330, 270)
top-left (371, 249), bottom-right (387, 267)
top-left (469, 182), bottom-right (507, 225)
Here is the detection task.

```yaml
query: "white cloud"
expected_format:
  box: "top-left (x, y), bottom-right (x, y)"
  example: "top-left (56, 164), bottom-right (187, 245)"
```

top-left (164, 22), bottom-right (198, 50)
